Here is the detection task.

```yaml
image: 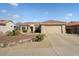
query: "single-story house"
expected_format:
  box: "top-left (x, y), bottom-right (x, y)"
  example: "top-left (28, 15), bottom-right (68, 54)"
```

top-left (16, 20), bottom-right (66, 34)
top-left (65, 21), bottom-right (79, 34)
top-left (0, 20), bottom-right (15, 34)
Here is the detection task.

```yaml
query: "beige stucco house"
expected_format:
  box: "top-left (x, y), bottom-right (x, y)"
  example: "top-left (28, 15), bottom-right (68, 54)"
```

top-left (0, 20), bottom-right (15, 34)
top-left (16, 20), bottom-right (66, 34)
top-left (41, 21), bottom-right (66, 34)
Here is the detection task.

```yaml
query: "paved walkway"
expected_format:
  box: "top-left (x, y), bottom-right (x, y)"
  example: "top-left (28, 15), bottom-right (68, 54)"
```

top-left (0, 33), bottom-right (79, 56)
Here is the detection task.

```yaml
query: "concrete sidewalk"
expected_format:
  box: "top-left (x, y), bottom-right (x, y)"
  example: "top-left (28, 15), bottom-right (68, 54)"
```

top-left (6, 48), bottom-right (57, 56)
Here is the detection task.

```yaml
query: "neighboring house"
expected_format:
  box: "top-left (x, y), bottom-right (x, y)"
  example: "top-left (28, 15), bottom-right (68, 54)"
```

top-left (66, 22), bottom-right (79, 34)
top-left (16, 20), bottom-right (66, 34)
top-left (16, 22), bottom-right (40, 33)
top-left (0, 20), bottom-right (15, 34)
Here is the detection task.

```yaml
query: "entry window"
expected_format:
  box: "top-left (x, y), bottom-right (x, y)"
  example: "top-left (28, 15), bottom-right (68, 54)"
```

top-left (22, 26), bottom-right (25, 30)
top-left (35, 25), bottom-right (41, 33)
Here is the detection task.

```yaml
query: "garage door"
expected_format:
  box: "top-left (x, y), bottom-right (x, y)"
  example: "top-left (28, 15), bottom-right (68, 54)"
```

top-left (42, 26), bottom-right (62, 34)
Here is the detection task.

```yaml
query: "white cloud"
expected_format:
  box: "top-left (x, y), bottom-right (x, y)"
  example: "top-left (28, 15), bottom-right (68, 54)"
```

top-left (12, 14), bottom-right (20, 18)
top-left (65, 17), bottom-right (69, 20)
top-left (64, 13), bottom-right (72, 20)
top-left (67, 13), bottom-right (72, 16)
top-left (1, 9), bottom-right (7, 13)
top-left (9, 3), bottom-right (19, 7)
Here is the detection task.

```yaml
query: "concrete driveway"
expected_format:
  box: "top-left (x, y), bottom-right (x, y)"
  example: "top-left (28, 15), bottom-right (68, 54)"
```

top-left (46, 33), bottom-right (79, 56)
top-left (0, 33), bottom-right (79, 56)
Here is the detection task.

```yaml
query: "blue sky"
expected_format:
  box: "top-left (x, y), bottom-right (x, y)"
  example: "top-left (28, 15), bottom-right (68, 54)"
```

top-left (0, 3), bottom-right (79, 22)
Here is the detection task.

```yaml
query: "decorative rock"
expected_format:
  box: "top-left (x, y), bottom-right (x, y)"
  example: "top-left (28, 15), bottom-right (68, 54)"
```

top-left (0, 43), bottom-right (7, 48)
top-left (17, 40), bottom-right (23, 44)
top-left (8, 42), bottom-right (16, 46)
top-left (22, 39), bottom-right (30, 42)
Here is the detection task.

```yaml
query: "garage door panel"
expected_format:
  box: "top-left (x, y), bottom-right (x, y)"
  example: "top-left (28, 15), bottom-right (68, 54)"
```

top-left (42, 26), bottom-right (61, 34)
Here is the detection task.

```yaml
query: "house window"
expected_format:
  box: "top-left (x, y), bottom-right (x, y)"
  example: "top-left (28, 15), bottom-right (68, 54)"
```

top-left (22, 26), bottom-right (25, 30)
top-left (35, 25), bottom-right (41, 33)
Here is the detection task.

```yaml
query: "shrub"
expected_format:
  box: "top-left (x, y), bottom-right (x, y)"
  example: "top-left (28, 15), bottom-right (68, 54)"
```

top-left (32, 34), bottom-right (45, 42)
top-left (14, 29), bottom-right (21, 35)
top-left (6, 29), bottom-right (21, 36)
top-left (22, 29), bottom-right (27, 33)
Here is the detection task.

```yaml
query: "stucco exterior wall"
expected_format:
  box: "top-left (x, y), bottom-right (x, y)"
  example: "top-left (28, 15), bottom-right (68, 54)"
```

top-left (0, 22), bottom-right (15, 33)
top-left (41, 25), bottom-right (65, 34)
top-left (62, 25), bottom-right (66, 33)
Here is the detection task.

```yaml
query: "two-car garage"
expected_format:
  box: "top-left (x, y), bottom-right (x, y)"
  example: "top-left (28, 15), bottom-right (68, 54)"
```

top-left (41, 24), bottom-right (66, 34)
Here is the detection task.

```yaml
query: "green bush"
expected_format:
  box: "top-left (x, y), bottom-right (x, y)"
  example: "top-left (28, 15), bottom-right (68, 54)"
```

top-left (6, 29), bottom-right (21, 36)
top-left (32, 34), bottom-right (45, 42)
top-left (14, 29), bottom-right (21, 35)
top-left (22, 29), bottom-right (27, 33)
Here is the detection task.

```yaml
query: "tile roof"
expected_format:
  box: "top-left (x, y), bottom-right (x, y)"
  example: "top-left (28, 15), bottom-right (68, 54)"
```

top-left (16, 20), bottom-right (65, 26)
top-left (66, 22), bottom-right (79, 26)
top-left (43, 20), bottom-right (65, 23)
top-left (0, 20), bottom-right (11, 25)
top-left (22, 22), bottom-right (41, 26)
